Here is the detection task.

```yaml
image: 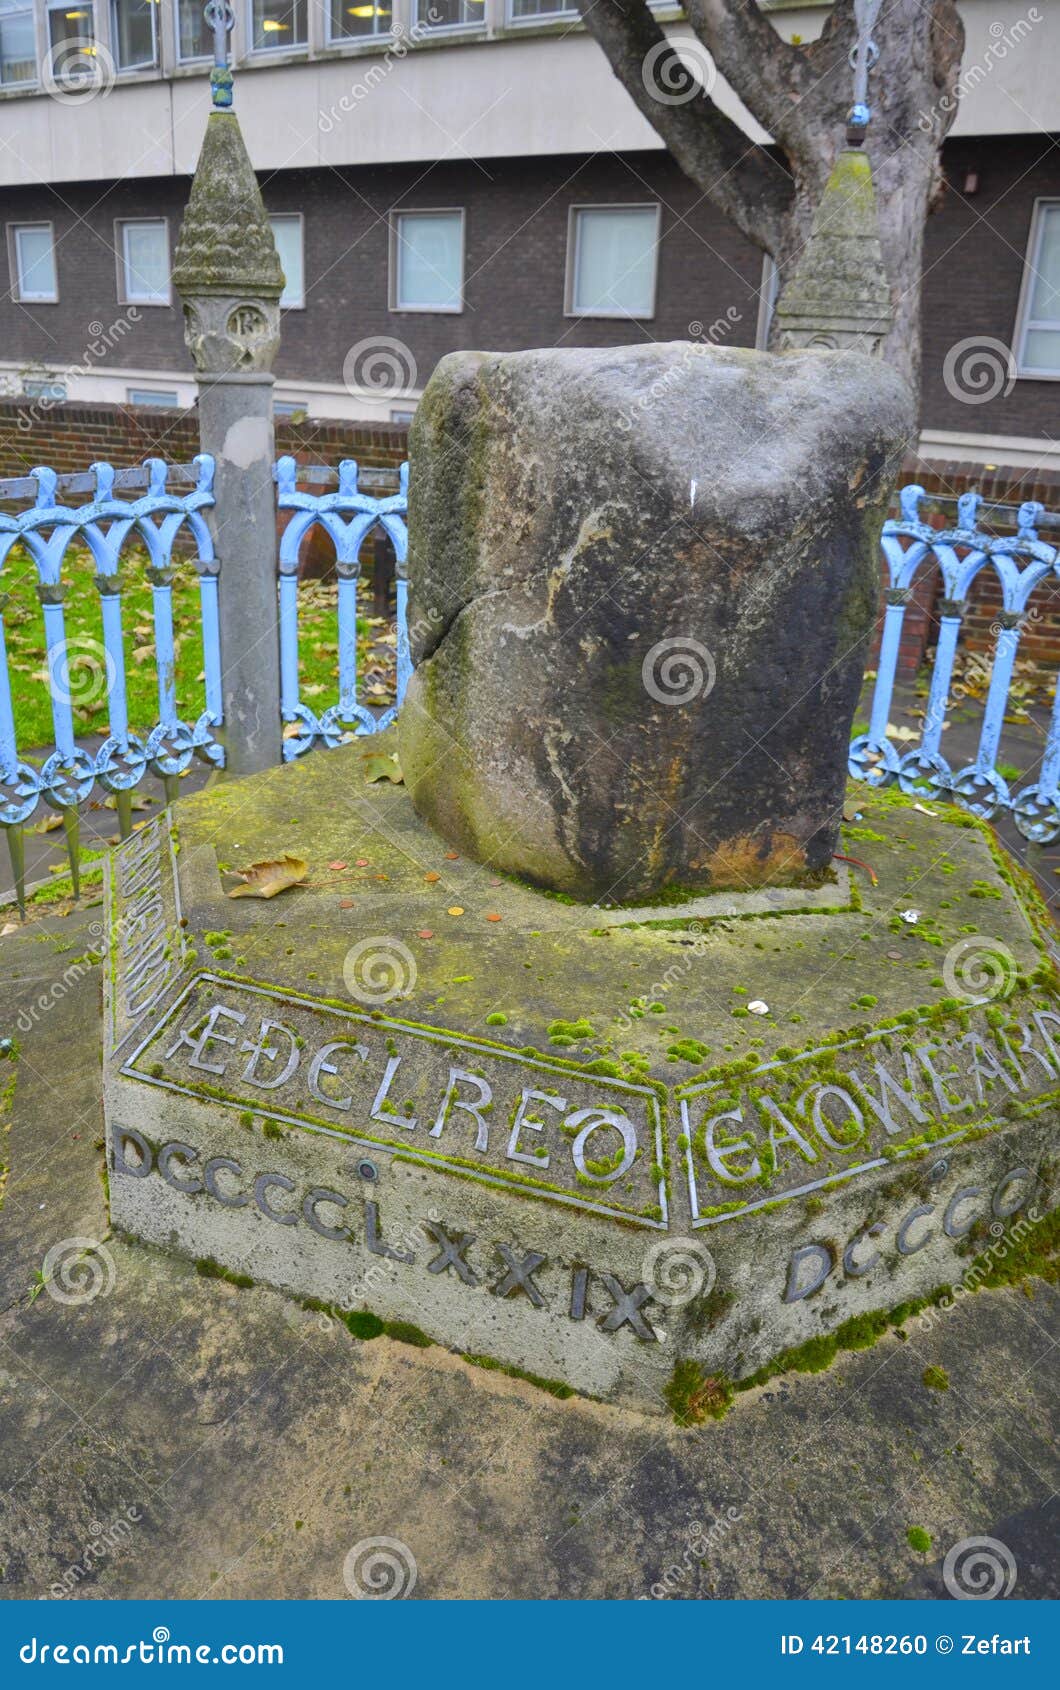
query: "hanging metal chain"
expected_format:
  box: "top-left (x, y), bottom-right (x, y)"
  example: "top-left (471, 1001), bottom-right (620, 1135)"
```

top-left (848, 0), bottom-right (883, 137)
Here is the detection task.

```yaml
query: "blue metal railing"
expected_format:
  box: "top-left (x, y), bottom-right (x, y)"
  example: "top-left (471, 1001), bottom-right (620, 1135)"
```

top-left (850, 485), bottom-right (1060, 841)
top-left (4, 460), bottom-right (1060, 918)
top-left (275, 455), bottom-right (411, 758)
top-left (0, 456), bottom-right (223, 900)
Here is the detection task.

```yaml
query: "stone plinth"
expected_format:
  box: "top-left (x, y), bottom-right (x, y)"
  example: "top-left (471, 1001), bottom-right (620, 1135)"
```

top-left (103, 741), bottom-right (1058, 1415)
top-left (398, 342), bottom-right (913, 903)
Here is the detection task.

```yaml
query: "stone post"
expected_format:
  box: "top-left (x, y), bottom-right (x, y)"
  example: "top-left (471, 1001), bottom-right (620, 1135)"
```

top-left (171, 59), bottom-right (285, 778)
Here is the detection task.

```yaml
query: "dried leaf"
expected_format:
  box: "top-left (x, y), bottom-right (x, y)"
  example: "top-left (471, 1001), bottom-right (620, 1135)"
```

top-left (362, 750), bottom-right (404, 785)
top-left (424, 871), bottom-right (441, 883)
top-left (417, 929), bottom-right (434, 939)
top-left (486, 913), bottom-right (502, 923)
top-left (327, 860), bottom-right (348, 871)
top-left (34, 814), bottom-right (64, 834)
top-left (447, 906), bottom-right (465, 917)
top-left (226, 853), bottom-right (308, 900)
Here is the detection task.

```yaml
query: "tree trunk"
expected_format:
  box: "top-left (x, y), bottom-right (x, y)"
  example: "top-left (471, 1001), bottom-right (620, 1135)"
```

top-left (578, 0), bottom-right (965, 406)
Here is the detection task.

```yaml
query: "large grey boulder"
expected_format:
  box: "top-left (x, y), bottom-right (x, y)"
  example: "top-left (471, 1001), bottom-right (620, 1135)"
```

top-left (399, 342), bottom-right (913, 903)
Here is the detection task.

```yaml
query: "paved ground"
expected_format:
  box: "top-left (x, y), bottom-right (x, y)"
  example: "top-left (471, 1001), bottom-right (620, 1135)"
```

top-left (0, 908), bottom-right (1056, 1601)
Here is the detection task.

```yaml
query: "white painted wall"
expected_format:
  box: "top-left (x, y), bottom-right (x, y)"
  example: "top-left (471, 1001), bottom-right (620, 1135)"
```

top-left (0, 1), bottom-right (1055, 189)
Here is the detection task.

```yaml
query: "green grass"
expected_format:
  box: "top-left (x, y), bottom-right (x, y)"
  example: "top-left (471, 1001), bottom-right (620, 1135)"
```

top-left (2, 540), bottom-right (396, 752)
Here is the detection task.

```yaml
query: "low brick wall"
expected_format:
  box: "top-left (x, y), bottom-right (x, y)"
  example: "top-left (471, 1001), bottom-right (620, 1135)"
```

top-left (0, 397), bottom-right (409, 482)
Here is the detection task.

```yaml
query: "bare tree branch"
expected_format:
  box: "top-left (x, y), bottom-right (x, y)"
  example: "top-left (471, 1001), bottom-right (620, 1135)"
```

top-left (575, 0), bottom-right (793, 253)
top-left (684, 0), bottom-right (818, 144)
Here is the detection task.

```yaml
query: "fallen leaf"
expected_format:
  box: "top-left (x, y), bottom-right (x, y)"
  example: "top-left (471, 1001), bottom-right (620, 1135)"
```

top-left (34, 814), bottom-right (64, 834)
top-left (327, 860), bottom-right (348, 871)
top-left (362, 750), bottom-right (403, 784)
top-left (417, 929), bottom-right (434, 939)
top-left (1, 920), bottom-right (19, 935)
top-left (424, 871), bottom-right (441, 883)
top-left (339, 898), bottom-right (355, 909)
top-left (447, 906), bottom-right (465, 917)
top-left (226, 853), bottom-right (308, 900)
top-left (486, 913), bottom-right (502, 923)
top-left (356, 858), bottom-right (370, 867)
top-left (445, 852), bottom-right (459, 861)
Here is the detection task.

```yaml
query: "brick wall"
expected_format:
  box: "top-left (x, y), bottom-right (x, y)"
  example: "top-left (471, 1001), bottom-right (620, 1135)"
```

top-left (0, 397), bottom-right (408, 482)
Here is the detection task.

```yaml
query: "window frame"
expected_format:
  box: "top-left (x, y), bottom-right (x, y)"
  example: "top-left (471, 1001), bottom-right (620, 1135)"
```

top-left (115, 215), bottom-right (171, 307)
top-left (564, 202), bottom-right (661, 322)
top-left (174, 0), bottom-right (213, 63)
top-left (1013, 196), bottom-right (1060, 382)
top-left (389, 206), bottom-right (465, 315)
top-left (326, 0), bottom-right (393, 44)
top-left (505, 0), bottom-right (578, 22)
top-left (268, 211), bottom-right (306, 310)
top-left (0, 0), bottom-right (38, 90)
top-left (109, 0), bottom-right (158, 73)
top-left (8, 220), bottom-right (59, 303)
top-left (413, 0), bottom-right (485, 34)
top-left (247, 0), bottom-right (309, 55)
top-left (126, 387), bottom-right (181, 408)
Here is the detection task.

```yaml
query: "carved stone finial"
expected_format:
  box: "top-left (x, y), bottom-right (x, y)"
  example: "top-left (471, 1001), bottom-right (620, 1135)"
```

top-left (773, 146), bottom-right (893, 357)
top-left (171, 110), bottom-right (285, 375)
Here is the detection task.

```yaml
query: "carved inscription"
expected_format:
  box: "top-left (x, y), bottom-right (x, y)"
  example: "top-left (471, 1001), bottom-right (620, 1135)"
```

top-left (681, 1007), bottom-right (1060, 1225)
top-left (108, 817), bottom-right (183, 1051)
top-left (126, 977), bottom-right (666, 1225)
top-left (109, 1125), bottom-right (661, 1342)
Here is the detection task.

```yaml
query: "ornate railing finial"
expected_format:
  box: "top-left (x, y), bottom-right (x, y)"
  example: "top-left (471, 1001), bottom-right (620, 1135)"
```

top-left (848, 0), bottom-right (882, 143)
top-left (204, 1), bottom-right (236, 109)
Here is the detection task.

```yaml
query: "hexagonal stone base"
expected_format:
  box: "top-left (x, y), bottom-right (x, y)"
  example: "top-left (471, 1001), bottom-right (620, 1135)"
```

top-left (103, 740), bottom-right (1059, 1414)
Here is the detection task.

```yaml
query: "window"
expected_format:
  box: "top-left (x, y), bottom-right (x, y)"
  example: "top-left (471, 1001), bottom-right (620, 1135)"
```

top-left (566, 205), bottom-right (660, 319)
top-left (274, 399), bottom-right (310, 418)
top-left (118, 218), bottom-right (170, 304)
top-left (23, 377), bottom-right (67, 399)
top-left (127, 387), bottom-right (180, 408)
top-left (755, 254), bottom-right (778, 351)
top-left (390, 406), bottom-right (416, 424)
top-left (0, 2), bottom-right (36, 87)
top-left (269, 213), bottom-right (304, 309)
top-left (250, 0), bottom-right (307, 50)
top-left (390, 209), bottom-right (464, 313)
top-left (45, 2), bottom-right (96, 81)
top-left (11, 224), bottom-right (58, 302)
top-left (110, 0), bottom-right (156, 69)
top-left (176, 0), bottom-right (212, 58)
top-left (417, 0), bottom-right (483, 28)
top-left (1015, 200), bottom-right (1060, 379)
top-left (508, 0), bottom-right (576, 18)
top-left (329, 0), bottom-right (390, 38)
